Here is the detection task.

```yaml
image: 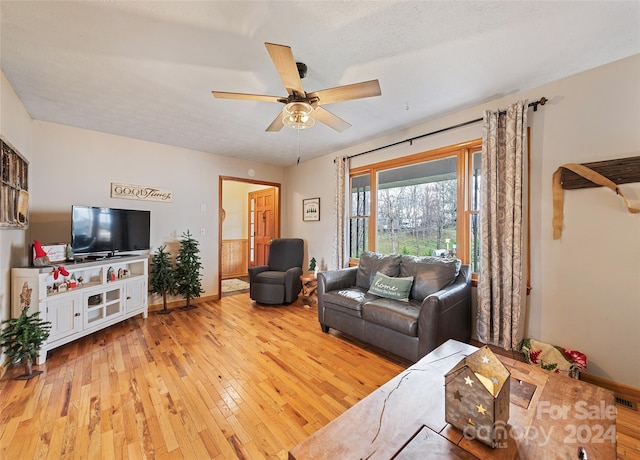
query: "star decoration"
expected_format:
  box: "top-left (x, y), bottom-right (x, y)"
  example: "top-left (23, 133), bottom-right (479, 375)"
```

top-left (481, 355), bottom-right (490, 364)
top-left (491, 376), bottom-right (500, 385)
top-left (466, 417), bottom-right (475, 426)
top-left (476, 404), bottom-right (487, 415)
top-left (464, 376), bottom-right (474, 386)
top-left (453, 390), bottom-right (463, 401)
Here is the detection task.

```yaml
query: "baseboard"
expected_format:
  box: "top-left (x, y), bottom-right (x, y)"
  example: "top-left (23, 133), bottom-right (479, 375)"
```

top-left (222, 273), bottom-right (248, 280)
top-left (580, 372), bottom-right (640, 411)
top-left (148, 294), bottom-right (219, 311)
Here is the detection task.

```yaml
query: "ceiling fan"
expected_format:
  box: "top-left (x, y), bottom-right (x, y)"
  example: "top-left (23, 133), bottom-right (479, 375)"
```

top-left (211, 42), bottom-right (381, 132)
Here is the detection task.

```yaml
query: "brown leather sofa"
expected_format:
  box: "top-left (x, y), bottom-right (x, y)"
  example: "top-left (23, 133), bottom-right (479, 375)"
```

top-left (317, 252), bottom-right (471, 362)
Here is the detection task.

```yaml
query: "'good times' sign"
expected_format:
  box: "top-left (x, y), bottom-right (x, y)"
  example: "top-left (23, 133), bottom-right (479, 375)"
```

top-left (111, 183), bottom-right (173, 202)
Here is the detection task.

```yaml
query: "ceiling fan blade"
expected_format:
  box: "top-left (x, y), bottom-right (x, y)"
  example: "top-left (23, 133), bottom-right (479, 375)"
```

top-left (265, 111), bottom-right (284, 132)
top-left (313, 106), bottom-right (351, 132)
top-left (264, 42), bottom-right (305, 97)
top-left (308, 79), bottom-right (381, 105)
top-left (211, 91), bottom-right (283, 103)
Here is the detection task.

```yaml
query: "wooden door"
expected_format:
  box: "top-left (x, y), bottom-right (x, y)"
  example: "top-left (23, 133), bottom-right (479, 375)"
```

top-left (249, 187), bottom-right (277, 267)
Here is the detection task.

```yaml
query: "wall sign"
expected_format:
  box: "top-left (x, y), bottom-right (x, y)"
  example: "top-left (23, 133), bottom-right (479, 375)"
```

top-left (303, 197), bottom-right (320, 221)
top-left (111, 183), bottom-right (173, 202)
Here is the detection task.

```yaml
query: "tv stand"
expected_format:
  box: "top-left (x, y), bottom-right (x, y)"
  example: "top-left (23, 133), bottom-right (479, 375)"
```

top-left (11, 256), bottom-right (148, 364)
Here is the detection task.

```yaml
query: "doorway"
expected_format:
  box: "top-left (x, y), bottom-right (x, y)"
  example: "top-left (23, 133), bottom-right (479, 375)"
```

top-left (219, 176), bottom-right (281, 297)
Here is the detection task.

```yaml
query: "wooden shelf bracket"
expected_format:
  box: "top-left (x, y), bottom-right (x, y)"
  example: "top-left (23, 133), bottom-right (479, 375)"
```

top-left (552, 155), bottom-right (640, 239)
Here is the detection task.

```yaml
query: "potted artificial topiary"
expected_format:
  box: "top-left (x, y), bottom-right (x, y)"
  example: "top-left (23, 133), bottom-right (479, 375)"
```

top-left (175, 230), bottom-right (204, 311)
top-left (150, 245), bottom-right (176, 314)
top-left (0, 303), bottom-right (51, 380)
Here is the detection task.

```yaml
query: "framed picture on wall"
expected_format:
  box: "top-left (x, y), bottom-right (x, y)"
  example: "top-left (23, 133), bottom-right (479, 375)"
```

top-left (303, 197), bottom-right (320, 221)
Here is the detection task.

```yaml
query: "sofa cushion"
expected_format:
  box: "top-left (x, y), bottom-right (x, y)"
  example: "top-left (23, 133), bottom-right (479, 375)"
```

top-left (400, 255), bottom-right (461, 300)
top-left (356, 252), bottom-right (402, 290)
top-left (361, 298), bottom-right (421, 336)
top-left (322, 287), bottom-right (376, 318)
top-left (254, 270), bottom-right (287, 285)
top-left (367, 272), bottom-right (413, 302)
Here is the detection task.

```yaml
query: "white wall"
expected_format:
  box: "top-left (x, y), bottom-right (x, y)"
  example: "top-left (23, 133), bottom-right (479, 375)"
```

top-left (0, 70), bottom-right (33, 333)
top-left (222, 181), bottom-right (265, 239)
top-left (284, 154), bottom-right (336, 272)
top-left (535, 55), bottom-right (640, 384)
top-left (29, 121), bottom-right (286, 300)
top-left (287, 55), bottom-right (640, 387)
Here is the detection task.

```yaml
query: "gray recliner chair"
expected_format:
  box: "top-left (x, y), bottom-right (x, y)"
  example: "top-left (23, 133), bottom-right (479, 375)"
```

top-left (248, 238), bottom-right (304, 305)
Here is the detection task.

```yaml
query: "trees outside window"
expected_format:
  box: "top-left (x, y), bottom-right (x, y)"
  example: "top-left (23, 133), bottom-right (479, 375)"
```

top-left (349, 140), bottom-right (482, 275)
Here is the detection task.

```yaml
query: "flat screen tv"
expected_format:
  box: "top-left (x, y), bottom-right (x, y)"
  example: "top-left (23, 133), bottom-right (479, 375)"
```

top-left (71, 206), bottom-right (151, 257)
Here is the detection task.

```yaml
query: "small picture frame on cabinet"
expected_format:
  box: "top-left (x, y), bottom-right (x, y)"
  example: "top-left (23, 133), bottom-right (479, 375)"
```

top-left (302, 198), bottom-right (320, 221)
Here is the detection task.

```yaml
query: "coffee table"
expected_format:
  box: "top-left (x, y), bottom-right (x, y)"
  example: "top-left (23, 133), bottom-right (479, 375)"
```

top-left (289, 339), bottom-right (615, 459)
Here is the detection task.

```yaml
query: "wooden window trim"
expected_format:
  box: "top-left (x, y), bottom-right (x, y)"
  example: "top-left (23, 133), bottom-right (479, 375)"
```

top-left (348, 135), bottom-right (531, 294)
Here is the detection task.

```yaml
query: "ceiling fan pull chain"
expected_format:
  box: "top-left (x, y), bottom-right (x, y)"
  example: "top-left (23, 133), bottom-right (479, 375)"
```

top-left (297, 128), bottom-right (301, 165)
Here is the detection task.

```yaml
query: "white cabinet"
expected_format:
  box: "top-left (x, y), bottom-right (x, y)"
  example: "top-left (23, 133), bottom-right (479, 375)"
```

top-left (46, 294), bottom-right (82, 342)
top-left (125, 278), bottom-right (147, 314)
top-left (11, 255), bottom-right (148, 364)
top-left (84, 286), bottom-right (123, 328)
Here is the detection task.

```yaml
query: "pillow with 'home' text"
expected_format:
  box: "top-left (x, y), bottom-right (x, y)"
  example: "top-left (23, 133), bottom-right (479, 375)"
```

top-left (367, 271), bottom-right (414, 302)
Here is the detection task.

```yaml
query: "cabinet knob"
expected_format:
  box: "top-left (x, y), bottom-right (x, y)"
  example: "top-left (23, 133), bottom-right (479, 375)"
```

top-left (75, 313), bottom-right (81, 317)
top-left (126, 296), bottom-right (131, 300)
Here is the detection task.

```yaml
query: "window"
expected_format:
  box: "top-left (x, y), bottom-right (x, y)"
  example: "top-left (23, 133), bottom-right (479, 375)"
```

top-left (349, 140), bottom-right (482, 274)
top-left (469, 150), bottom-right (482, 273)
top-left (349, 174), bottom-right (370, 258)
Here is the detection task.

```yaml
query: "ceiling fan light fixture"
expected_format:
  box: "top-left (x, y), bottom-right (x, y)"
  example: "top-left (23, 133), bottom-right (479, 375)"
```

top-left (283, 101), bottom-right (315, 129)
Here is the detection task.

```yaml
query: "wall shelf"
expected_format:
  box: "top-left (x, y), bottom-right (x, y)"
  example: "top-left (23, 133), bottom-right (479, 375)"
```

top-left (0, 136), bottom-right (29, 228)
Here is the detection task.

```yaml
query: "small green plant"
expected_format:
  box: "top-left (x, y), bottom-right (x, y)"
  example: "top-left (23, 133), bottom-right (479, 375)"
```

top-left (150, 245), bottom-right (176, 314)
top-left (175, 230), bottom-right (204, 311)
top-left (0, 305), bottom-right (51, 379)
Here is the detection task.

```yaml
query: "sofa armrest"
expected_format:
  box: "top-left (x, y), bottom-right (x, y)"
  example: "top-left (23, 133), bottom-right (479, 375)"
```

top-left (317, 267), bottom-right (358, 296)
top-left (248, 265), bottom-right (268, 284)
top-left (417, 265), bottom-right (472, 358)
top-left (317, 267), bottom-right (358, 330)
top-left (284, 266), bottom-right (304, 303)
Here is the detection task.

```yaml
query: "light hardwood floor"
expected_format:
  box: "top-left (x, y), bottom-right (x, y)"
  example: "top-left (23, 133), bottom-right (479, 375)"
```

top-left (1, 293), bottom-right (638, 459)
top-left (0, 294), bottom-right (409, 459)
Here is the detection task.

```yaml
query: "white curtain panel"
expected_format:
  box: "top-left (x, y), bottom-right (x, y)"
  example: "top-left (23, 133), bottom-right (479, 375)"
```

top-left (477, 101), bottom-right (528, 350)
top-left (333, 156), bottom-right (349, 269)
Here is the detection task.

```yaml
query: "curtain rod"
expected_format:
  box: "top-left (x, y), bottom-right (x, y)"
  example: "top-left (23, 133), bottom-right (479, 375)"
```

top-left (345, 97), bottom-right (547, 161)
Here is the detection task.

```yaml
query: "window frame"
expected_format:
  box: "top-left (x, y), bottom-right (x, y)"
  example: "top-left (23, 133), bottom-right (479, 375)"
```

top-left (349, 139), bottom-right (482, 280)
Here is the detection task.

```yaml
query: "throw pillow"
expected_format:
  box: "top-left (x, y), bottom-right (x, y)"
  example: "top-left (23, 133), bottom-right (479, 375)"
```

top-left (356, 252), bottom-right (402, 290)
top-left (367, 271), bottom-right (414, 302)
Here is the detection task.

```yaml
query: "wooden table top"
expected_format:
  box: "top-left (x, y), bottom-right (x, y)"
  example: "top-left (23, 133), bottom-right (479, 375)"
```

top-left (289, 340), bottom-right (616, 460)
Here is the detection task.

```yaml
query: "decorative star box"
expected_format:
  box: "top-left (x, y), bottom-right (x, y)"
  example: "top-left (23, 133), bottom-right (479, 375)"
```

top-left (445, 346), bottom-right (511, 447)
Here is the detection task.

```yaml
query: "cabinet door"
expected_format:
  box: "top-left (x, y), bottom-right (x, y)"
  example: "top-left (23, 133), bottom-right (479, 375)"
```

top-left (84, 286), bottom-right (123, 328)
top-left (125, 278), bottom-right (147, 313)
top-left (46, 295), bottom-right (82, 342)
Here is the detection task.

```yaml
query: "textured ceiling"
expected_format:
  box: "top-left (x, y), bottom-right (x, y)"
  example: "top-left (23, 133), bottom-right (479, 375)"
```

top-left (1, 1), bottom-right (639, 166)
